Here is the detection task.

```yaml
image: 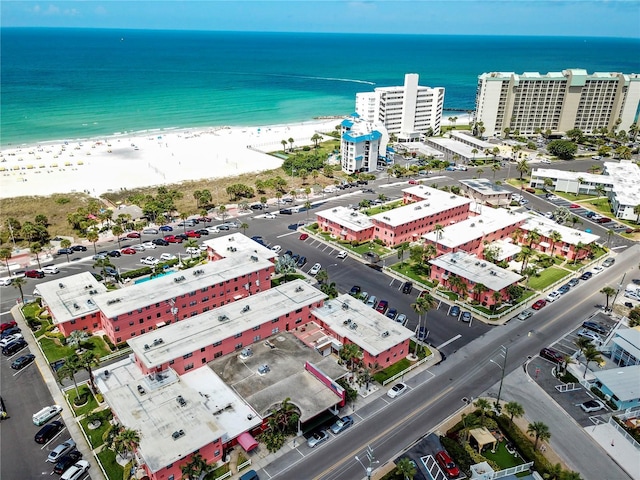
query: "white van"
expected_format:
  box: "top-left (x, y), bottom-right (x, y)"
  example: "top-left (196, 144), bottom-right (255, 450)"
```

top-left (33, 405), bottom-right (63, 426)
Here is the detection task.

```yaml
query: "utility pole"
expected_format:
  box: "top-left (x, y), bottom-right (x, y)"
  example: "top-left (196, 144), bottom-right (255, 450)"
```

top-left (355, 445), bottom-right (379, 480)
top-left (489, 345), bottom-right (508, 413)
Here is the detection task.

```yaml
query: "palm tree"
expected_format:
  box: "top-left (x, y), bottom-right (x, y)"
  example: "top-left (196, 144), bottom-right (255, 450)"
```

top-left (240, 222), bottom-right (249, 235)
top-left (519, 246), bottom-right (533, 274)
top-left (86, 229), bottom-right (99, 254)
top-left (114, 428), bottom-right (141, 460)
top-left (504, 401), bottom-right (524, 423)
top-left (549, 230), bottom-right (562, 255)
top-left (561, 354), bottom-right (575, 375)
top-left (583, 345), bottom-right (603, 379)
top-left (634, 204), bottom-right (640, 225)
top-left (574, 336), bottom-right (592, 362)
top-left (600, 286), bottom-right (616, 310)
top-left (217, 205), bottom-right (228, 222)
top-left (79, 351), bottom-right (100, 392)
top-left (472, 283), bottom-right (488, 302)
top-left (411, 294), bottom-right (437, 355)
top-left (595, 184), bottom-right (606, 198)
top-left (339, 343), bottom-right (362, 372)
top-left (397, 242), bottom-right (409, 261)
top-left (606, 229), bottom-right (614, 249)
top-left (184, 239), bottom-right (199, 257)
top-left (181, 453), bottom-right (208, 480)
top-left (491, 162), bottom-right (501, 179)
top-left (311, 133), bottom-right (322, 148)
top-left (112, 225), bottom-right (123, 248)
top-left (471, 148), bottom-right (478, 164)
top-left (474, 398), bottom-right (491, 426)
top-left (179, 212), bottom-right (189, 233)
top-left (516, 158), bottom-right (530, 182)
top-left (433, 224), bottom-right (444, 252)
top-left (60, 239), bottom-right (72, 263)
top-left (304, 201), bottom-right (312, 220)
top-left (57, 354), bottom-right (82, 398)
top-left (315, 269), bottom-right (328, 284)
top-left (281, 139), bottom-right (287, 153)
top-left (12, 276), bottom-right (27, 303)
top-left (395, 457), bottom-right (417, 480)
top-left (569, 215), bottom-right (581, 228)
top-left (0, 248), bottom-right (12, 271)
top-left (527, 421), bottom-right (551, 450)
top-left (30, 243), bottom-right (43, 269)
top-left (288, 137), bottom-right (294, 152)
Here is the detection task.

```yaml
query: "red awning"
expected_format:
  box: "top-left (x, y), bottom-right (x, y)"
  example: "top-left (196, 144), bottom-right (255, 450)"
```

top-left (237, 432), bottom-right (258, 452)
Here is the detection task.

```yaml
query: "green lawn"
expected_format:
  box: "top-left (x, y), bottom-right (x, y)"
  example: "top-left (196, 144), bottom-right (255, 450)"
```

top-left (80, 409), bottom-right (113, 448)
top-left (97, 448), bottom-right (124, 480)
top-left (39, 335), bottom-right (112, 363)
top-left (482, 440), bottom-right (525, 469)
top-left (350, 242), bottom-right (390, 257)
top-left (552, 191), bottom-right (597, 201)
top-left (527, 266), bottom-right (570, 291)
top-left (389, 262), bottom-right (437, 288)
top-left (373, 359), bottom-right (411, 384)
top-left (437, 290), bottom-right (459, 301)
top-left (364, 200), bottom-right (403, 216)
top-left (66, 385), bottom-right (99, 417)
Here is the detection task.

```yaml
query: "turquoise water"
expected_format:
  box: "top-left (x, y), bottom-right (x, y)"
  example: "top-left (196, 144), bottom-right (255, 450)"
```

top-left (134, 270), bottom-right (170, 284)
top-left (2, 28), bottom-right (639, 146)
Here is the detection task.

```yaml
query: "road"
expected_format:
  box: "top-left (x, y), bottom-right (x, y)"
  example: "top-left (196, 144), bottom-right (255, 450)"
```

top-left (263, 243), bottom-right (639, 480)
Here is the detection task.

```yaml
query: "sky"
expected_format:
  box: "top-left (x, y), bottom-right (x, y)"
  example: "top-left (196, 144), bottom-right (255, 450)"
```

top-left (1, 0), bottom-right (639, 38)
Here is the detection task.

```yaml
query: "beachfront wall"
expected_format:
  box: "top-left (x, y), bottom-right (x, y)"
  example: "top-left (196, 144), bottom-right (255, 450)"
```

top-left (141, 439), bottom-right (223, 480)
top-left (133, 304), bottom-right (317, 375)
top-left (370, 204), bottom-right (471, 247)
top-left (100, 266), bottom-right (275, 344)
top-left (56, 311), bottom-right (102, 338)
top-left (429, 265), bottom-right (513, 307)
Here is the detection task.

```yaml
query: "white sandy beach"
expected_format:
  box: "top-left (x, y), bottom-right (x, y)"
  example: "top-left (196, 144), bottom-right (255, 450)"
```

top-left (0, 119), bottom-right (340, 199)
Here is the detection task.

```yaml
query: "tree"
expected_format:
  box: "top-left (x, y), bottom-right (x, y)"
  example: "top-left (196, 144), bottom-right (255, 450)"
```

top-left (86, 229), bottom-right (99, 254)
top-left (113, 428), bottom-right (141, 460)
top-left (315, 269), bottom-right (328, 284)
top-left (288, 137), bottom-right (294, 152)
top-left (112, 224), bottom-right (123, 248)
top-left (504, 401), bottom-right (524, 423)
top-left (281, 139), bottom-right (287, 153)
top-left (574, 336), bottom-right (592, 361)
top-left (240, 222), bottom-right (249, 235)
top-left (433, 224), bottom-right (444, 252)
top-left (397, 242), bottom-right (409, 261)
top-left (595, 184), bottom-right (606, 198)
top-left (583, 345), bottom-right (603, 378)
top-left (474, 398), bottom-right (491, 426)
top-left (57, 354), bottom-right (82, 399)
top-left (184, 239), bottom-right (199, 257)
top-left (181, 453), bottom-right (208, 480)
top-left (217, 205), bottom-right (228, 222)
top-left (79, 351), bottom-right (100, 392)
top-left (491, 162), bottom-right (501, 179)
top-left (339, 343), bottom-right (362, 372)
top-left (547, 139), bottom-right (577, 159)
top-left (395, 457), bottom-right (417, 480)
top-left (549, 230), bottom-right (563, 255)
top-left (60, 239), bottom-right (72, 263)
top-left (411, 294), bottom-right (437, 355)
top-left (12, 276), bottom-right (27, 303)
top-left (472, 283), bottom-right (488, 302)
top-left (527, 421), bottom-right (551, 450)
top-left (516, 158), bottom-right (530, 181)
top-left (0, 248), bottom-right (12, 271)
top-left (311, 133), bottom-right (322, 148)
top-left (635, 204), bottom-right (640, 225)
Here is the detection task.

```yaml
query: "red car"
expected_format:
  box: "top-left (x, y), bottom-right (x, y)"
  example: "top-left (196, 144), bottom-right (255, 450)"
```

top-left (375, 300), bottom-right (389, 314)
top-left (186, 230), bottom-right (201, 238)
top-left (299, 233), bottom-right (309, 240)
top-left (569, 203), bottom-right (580, 209)
top-left (408, 179), bottom-right (418, 185)
top-left (25, 270), bottom-right (45, 278)
top-left (0, 321), bottom-right (17, 333)
top-left (164, 235), bottom-right (183, 243)
top-left (531, 299), bottom-right (547, 310)
top-left (436, 450), bottom-right (460, 478)
top-left (197, 217), bottom-right (211, 222)
top-left (127, 232), bottom-right (141, 238)
top-left (121, 247), bottom-right (136, 255)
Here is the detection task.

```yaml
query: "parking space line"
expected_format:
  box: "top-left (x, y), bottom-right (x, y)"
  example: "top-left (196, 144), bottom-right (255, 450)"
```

top-left (436, 334), bottom-right (461, 350)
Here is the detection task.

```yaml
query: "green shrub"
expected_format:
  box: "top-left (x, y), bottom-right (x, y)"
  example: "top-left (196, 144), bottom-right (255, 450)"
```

top-left (115, 342), bottom-right (128, 350)
top-left (102, 335), bottom-right (116, 350)
top-left (495, 415), bottom-right (552, 475)
top-left (441, 436), bottom-right (474, 475)
top-left (590, 387), bottom-right (618, 410)
top-left (463, 443), bottom-right (500, 471)
top-left (119, 267), bottom-right (152, 280)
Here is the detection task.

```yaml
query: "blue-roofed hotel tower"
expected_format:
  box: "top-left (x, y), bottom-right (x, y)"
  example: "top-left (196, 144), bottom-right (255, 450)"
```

top-left (340, 114), bottom-right (387, 174)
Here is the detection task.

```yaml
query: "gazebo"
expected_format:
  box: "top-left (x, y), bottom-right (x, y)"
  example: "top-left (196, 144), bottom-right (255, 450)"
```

top-left (469, 427), bottom-right (497, 453)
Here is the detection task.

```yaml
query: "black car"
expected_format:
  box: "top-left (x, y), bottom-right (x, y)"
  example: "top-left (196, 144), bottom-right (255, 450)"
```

top-left (175, 233), bottom-right (188, 240)
top-left (2, 338), bottom-right (27, 356)
top-left (196, 229), bottom-right (210, 235)
top-left (71, 245), bottom-right (87, 252)
top-left (1, 326), bottom-right (21, 338)
top-left (250, 203), bottom-right (264, 210)
top-left (402, 282), bottom-right (413, 294)
top-left (580, 271), bottom-right (593, 281)
top-left (152, 238), bottom-right (169, 246)
top-left (297, 256), bottom-right (307, 268)
top-left (53, 450), bottom-right (83, 474)
top-left (283, 250), bottom-right (293, 257)
top-left (251, 235), bottom-right (264, 242)
top-left (583, 321), bottom-right (609, 335)
top-left (349, 285), bottom-right (361, 296)
top-left (11, 353), bottom-right (35, 370)
top-left (291, 254), bottom-right (300, 264)
top-left (108, 250), bottom-right (121, 257)
top-left (57, 248), bottom-right (73, 255)
top-left (35, 421), bottom-right (64, 444)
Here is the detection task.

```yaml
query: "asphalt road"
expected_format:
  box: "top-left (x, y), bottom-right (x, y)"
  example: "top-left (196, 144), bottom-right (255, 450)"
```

top-left (263, 243), bottom-right (639, 480)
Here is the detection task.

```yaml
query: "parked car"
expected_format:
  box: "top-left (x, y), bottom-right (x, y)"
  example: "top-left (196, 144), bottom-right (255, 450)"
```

top-left (53, 450), bottom-right (83, 475)
top-left (121, 247), bottom-right (136, 255)
top-left (106, 249), bottom-right (121, 258)
top-left (57, 248), bottom-right (73, 255)
top-left (591, 266), bottom-right (604, 275)
top-left (558, 284), bottom-right (571, 295)
top-left (387, 383), bottom-right (408, 399)
top-left (309, 263), bottom-right (321, 276)
top-left (186, 230), bottom-right (201, 238)
top-left (25, 269), bottom-right (45, 278)
top-left (206, 226), bottom-right (220, 234)
top-left (596, 217), bottom-right (612, 224)
top-left (330, 415), bottom-right (354, 434)
top-left (0, 333), bottom-right (23, 348)
top-left (126, 232), bottom-right (141, 238)
top-left (580, 271), bottom-right (593, 281)
top-left (104, 267), bottom-right (118, 277)
top-left (141, 256), bottom-right (159, 266)
top-left (142, 228), bottom-right (159, 235)
top-left (152, 238), bottom-right (169, 246)
top-left (141, 241), bottom-right (157, 250)
top-left (517, 309), bottom-right (534, 321)
top-left (602, 258), bottom-right (615, 267)
top-left (271, 245), bottom-right (282, 253)
top-left (197, 217), bottom-right (211, 223)
top-left (60, 460), bottom-right (90, 480)
top-left (435, 450), bottom-right (460, 478)
top-left (365, 295), bottom-right (377, 308)
top-left (531, 299), bottom-right (547, 310)
top-left (580, 399), bottom-right (605, 413)
top-left (33, 405), bottom-right (64, 426)
top-left (71, 245), bottom-right (87, 252)
top-left (568, 278), bottom-right (580, 287)
top-left (577, 329), bottom-right (602, 344)
top-left (297, 256), bottom-right (307, 268)
top-left (264, 212), bottom-right (277, 219)
top-left (375, 300), bottom-right (389, 314)
top-left (160, 253), bottom-right (177, 261)
top-left (349, 285), bottom-right (361, 297)
top-left (34, 420), bottom-right (64, 443)
top-left (47, 438), bottom-right (76, 463)
top-left (461, 311), bottom-right (472, 323)
top-left (131, 244), bottom-right (146, 252)
top-left (569, 203), bottom-right (581, 209)
top-left (42, 265), bottom-right (60, 274)
top-left (195, 229), bottom-right (210, 236)
top-left (546, 291), bottom-right (562, 303)
top-left (386, 308), bottom-right (398, 321)
top-left (2, 338), bottom-right (26, 355)
top-left (449, 305), bottom-right (461, 317)
top-left (185, 247), bottom-right (201, 255)
top-left (1, 326), bottom-right (21, 338)
top-left (11, 353), bottom-right (35, 370)
top-left (395, 313), bottom-right (407, 326)
top-left (306, 429), bottom-right (329, 448)
top-left (402, 281), bottom-right (413, 294)
top-left (159, 225), bottom-right (173, 232)
top-left (299, 233), bottom-right (309, 241)
top-left (337, 250), bottom-right (348, 259)
top-left (0, 321), bottom-right (17, 332)
top-left (164, 235), bottom-right (181, 243)
top-left (582, 321), bottom-right (609, 335)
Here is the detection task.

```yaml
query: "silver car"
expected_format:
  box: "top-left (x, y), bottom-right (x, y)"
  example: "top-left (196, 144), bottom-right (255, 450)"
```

top-left (306, 430), bottom-right (329, 448)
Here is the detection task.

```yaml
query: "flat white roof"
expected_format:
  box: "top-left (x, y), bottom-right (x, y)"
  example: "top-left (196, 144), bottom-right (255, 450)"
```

top-left (203, 232), bottom-right (277, 260)
top-left (429, 251), bottom-right (522, 291)
top-left (37, 272), bottom-right (107, 324)
top-left (129, 279), bottom-right (327, 369)
top-left (521, 215), bottom-right (600, 246)
top-left (94, 253), bottom-right (273, 318)
top-left (531, 168), bottom-right (608, 184)
top-left (593, 365), bottom-right (640, 402)
top-left (316, 206), bottom-right (373, 232)
top-left (486, 239), bottom-right (522, 261)
top-left (459, 178), bottom-right (512, 196)
top-left (311, 295), bottom-right (414, 356)
top-left (423, 207), bottom-right (527, 249)
top-left (373, 187), bottom-right (471, 227)
top-left (426, 136), bottom-right (492, 159)
top-left (97, 359), bottom-right (260, 473)
top-left (449, 131), bottom-right (494, 149)
top-left (604, 161), bottom-right (640, 206)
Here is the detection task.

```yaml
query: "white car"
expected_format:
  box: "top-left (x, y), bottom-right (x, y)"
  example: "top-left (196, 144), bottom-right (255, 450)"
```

top-left (517, 309), bottom-right (534, 321)
top-left (199, 244), bottom-right (208, 251)
top-left (337, 251), bottom-right (348, 259)
top-left (540, 158), bottom-right (551, 164)
top-left (140, 256), bottom-right (159, 266)
top-left (271, 245), bottom-right (282, 253)
top-left (591, 266), bottom-right (604, 275)
top-left (543, 212), bottom-right (554, 219)
top-left (61, 460), bottom-right (90, 480)
top-left (0, 333), bottom-right (23, 348)
top-left (264, 212), bottom-right (277, 219)
top-left (185, 247), bottom-right (200, 255)
top-left (142, 241), bottom-right (156, 249)
top-left (132, 244), bottom-right (146, 252)
top-left (309, 263), bottom-right (322, 276)
top-left (0, 277), bottom-right (13, 286)
top-left (41, 265), bottom-right (60, 274)
top-left (159, 253), bottom-right (176, 261)
top-left (580, 399), bottom-right (605, 413)
top-left (387, 382), bottom-right (408, 399)
top-left (206, 226), bottom-right (220, 234)
top-left (546, 291), bottom-right (562, 303)
top-left (577, 329), bottom-right (602, 344)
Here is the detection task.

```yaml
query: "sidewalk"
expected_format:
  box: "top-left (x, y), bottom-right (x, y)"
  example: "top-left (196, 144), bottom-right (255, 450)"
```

top-left (10, 304), bottom-right (106, 480)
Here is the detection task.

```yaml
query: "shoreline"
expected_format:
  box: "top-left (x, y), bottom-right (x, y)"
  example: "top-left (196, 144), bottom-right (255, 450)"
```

top-left (0, 119), bottom-right (340, 199)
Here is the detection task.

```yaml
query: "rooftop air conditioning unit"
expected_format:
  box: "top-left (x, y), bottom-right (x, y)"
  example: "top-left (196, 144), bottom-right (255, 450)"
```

top-left (481, 262), bottom-right (486, 267)
top-left (471, 223), bottom-right (476, 227)
top-left (144, 344), bottom-right (150, 350)
top-left (242, 305), bottom-right (250, 313)
top-left (342, 303), bottom-right (349, 310)
top-left (218, 315), bottom-right (229, 322)
top-left (381, 331), bottom-right (389, 338)
top-left (59, 283), bottom-right (65, 289)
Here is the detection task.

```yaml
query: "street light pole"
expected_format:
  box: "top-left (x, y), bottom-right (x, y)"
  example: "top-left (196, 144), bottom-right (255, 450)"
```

top-left (355, 445), bottom-right (379, 480)
top-left (489, 345), bottom-right (508, 413)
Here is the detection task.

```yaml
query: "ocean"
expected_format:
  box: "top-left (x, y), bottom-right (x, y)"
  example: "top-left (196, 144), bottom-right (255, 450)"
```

top-left (1, 28), bottom-right (639, 147)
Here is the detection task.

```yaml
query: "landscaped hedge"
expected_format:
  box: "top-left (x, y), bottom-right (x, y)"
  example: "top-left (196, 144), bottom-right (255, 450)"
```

top-left (441, 436), bottom-right (474, 475)
top-left (119, 267), bottom-right (152, 280)
top-left (494, 415), bottom-right (552, 475)
top-left (590, 386), bottom-right (618, 410)
top-left (103, 335), bottom-right (116, 351)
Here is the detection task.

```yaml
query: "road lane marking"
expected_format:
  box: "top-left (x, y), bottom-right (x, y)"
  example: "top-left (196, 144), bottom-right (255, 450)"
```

top-left (436, 334), bottom-right (462, 350)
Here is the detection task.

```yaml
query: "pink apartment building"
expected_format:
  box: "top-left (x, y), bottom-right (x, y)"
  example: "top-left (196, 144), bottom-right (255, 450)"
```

top-left (517, 216), bottom-right (600, 261)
